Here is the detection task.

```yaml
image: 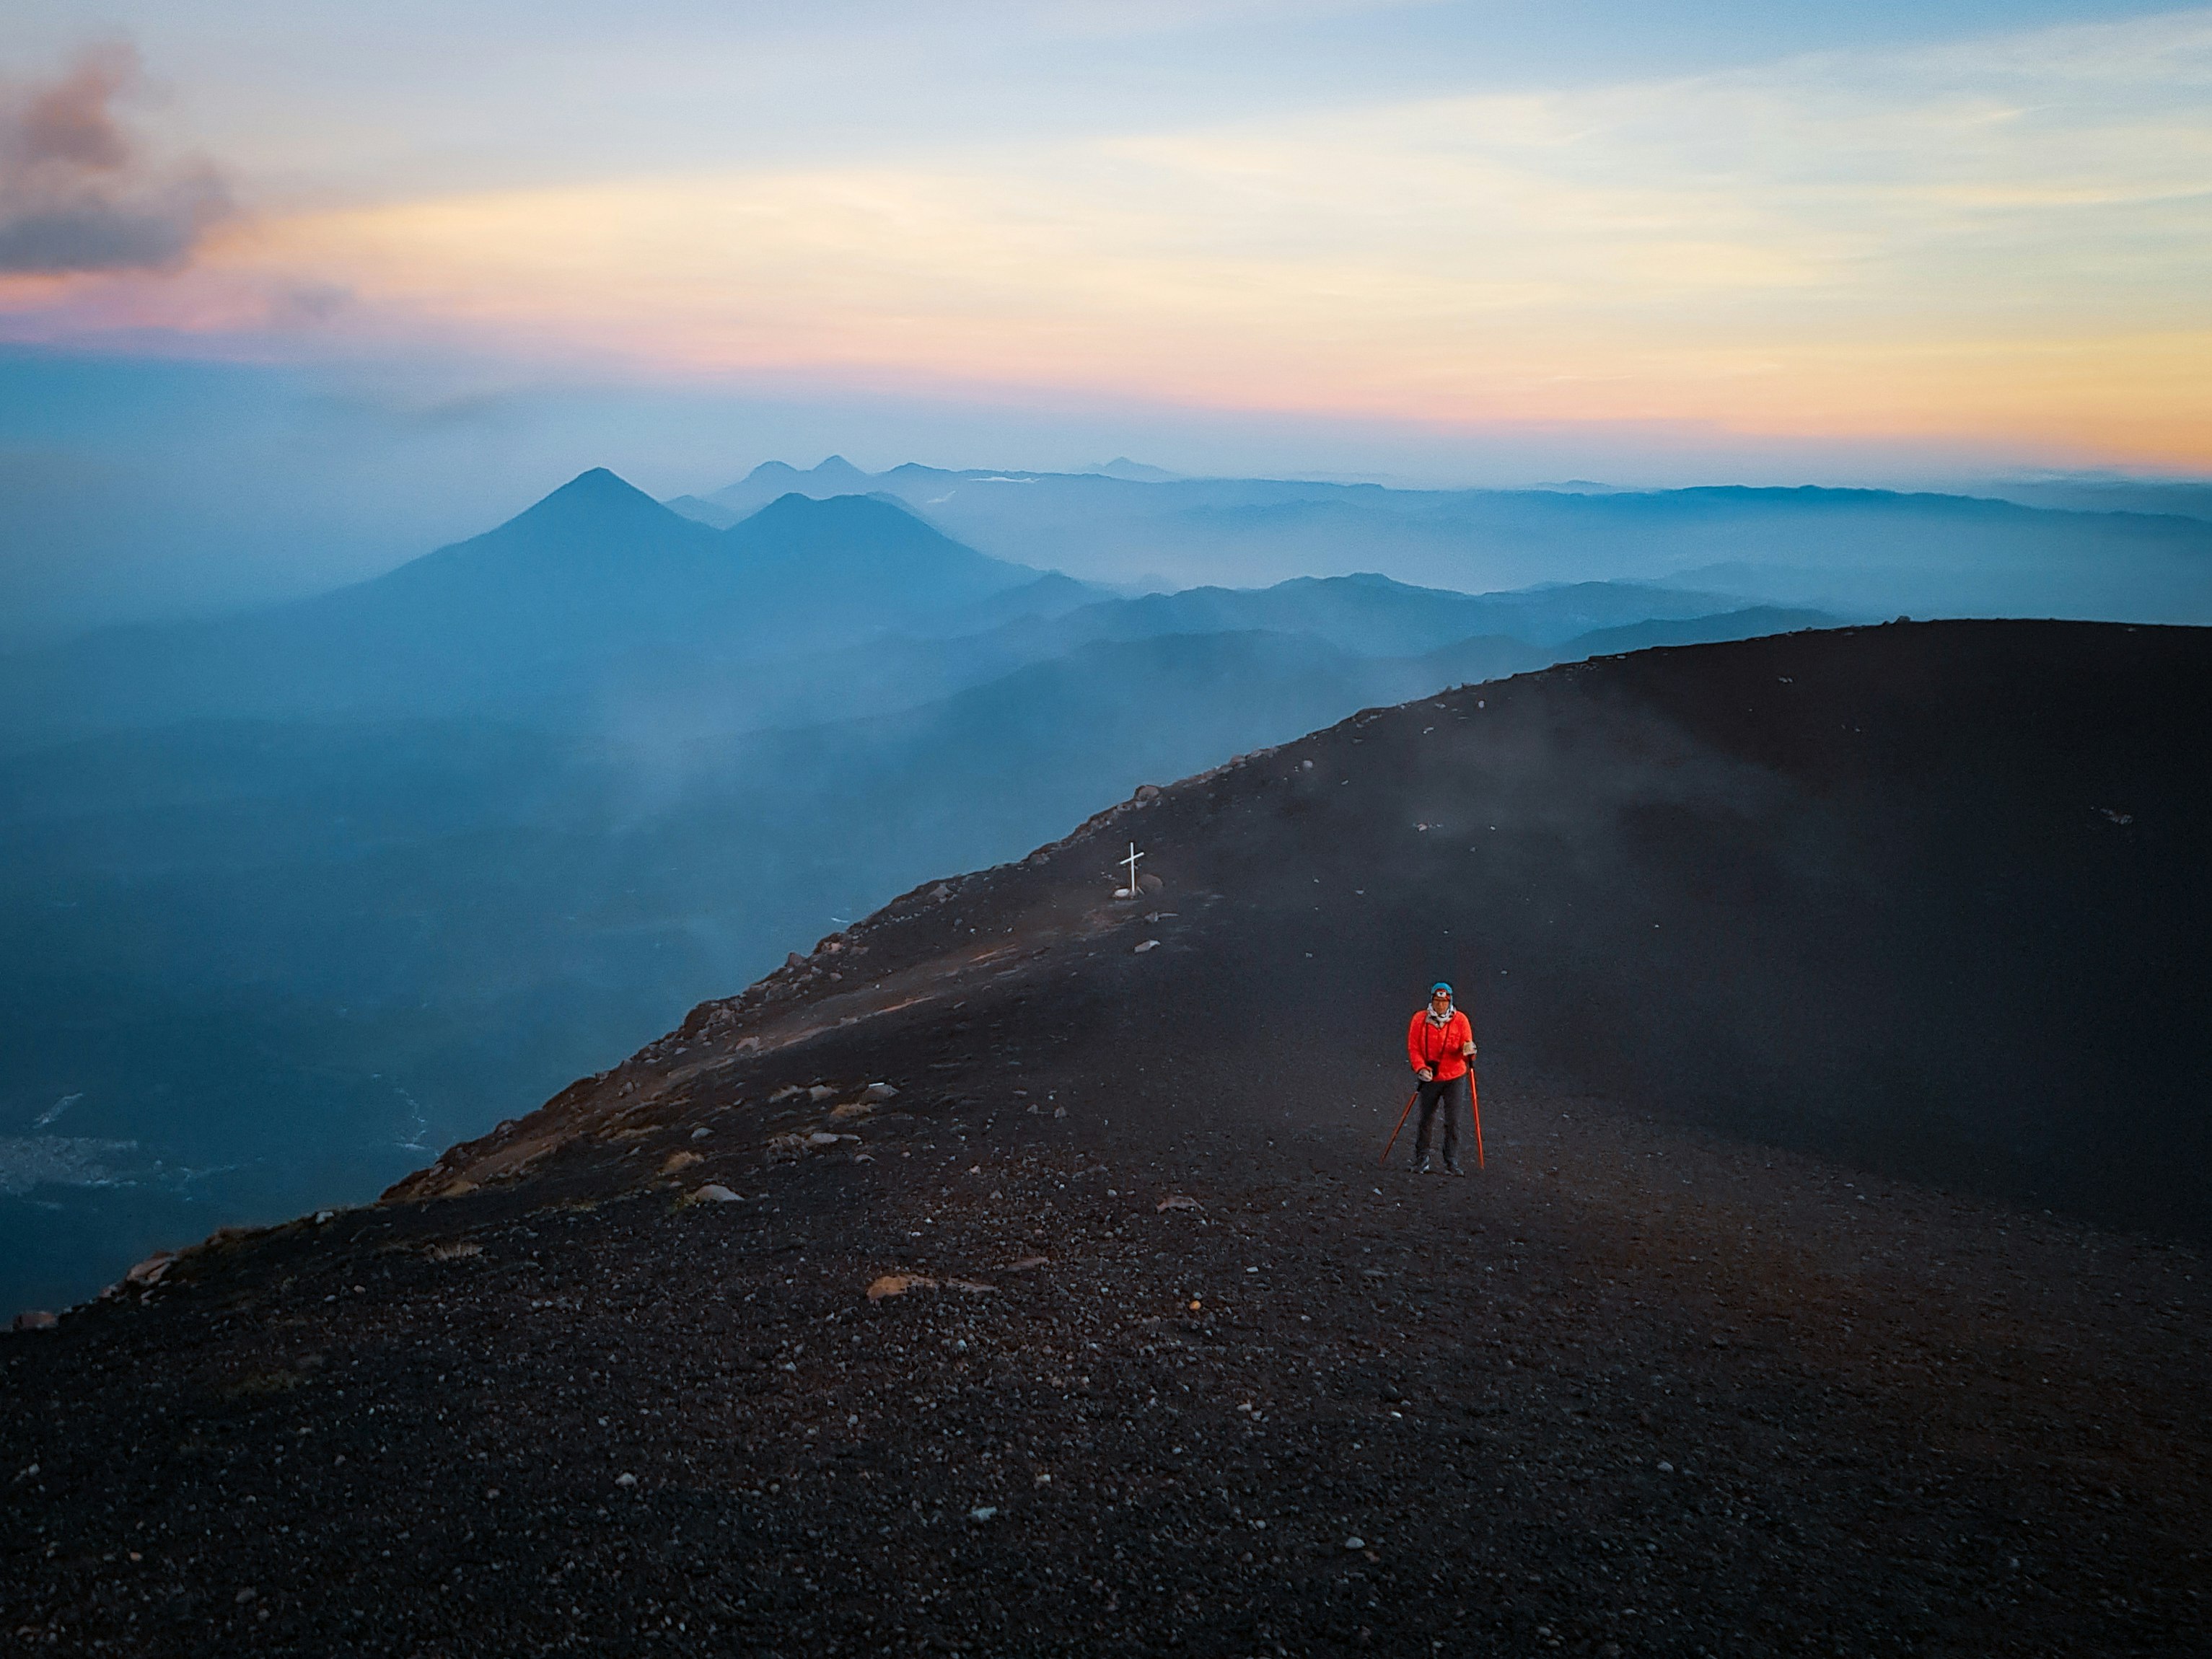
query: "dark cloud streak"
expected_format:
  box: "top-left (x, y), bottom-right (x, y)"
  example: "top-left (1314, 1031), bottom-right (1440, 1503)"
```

top-left (0, 44), bottom-right (233, 276)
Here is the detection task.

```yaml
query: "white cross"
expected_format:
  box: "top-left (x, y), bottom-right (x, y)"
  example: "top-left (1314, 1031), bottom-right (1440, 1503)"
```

top-left (1115, 842), bottom-right (1144, 899)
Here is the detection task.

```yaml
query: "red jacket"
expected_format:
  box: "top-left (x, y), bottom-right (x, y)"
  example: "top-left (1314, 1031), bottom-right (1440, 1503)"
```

top-left (1408, 1008), bottom-right (1474, 1081)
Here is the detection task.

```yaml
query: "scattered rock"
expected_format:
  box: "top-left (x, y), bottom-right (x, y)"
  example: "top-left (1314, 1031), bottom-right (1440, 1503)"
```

top-left (970, 1506), bottom-right (999, 1522)
top-left (312, 1210), bottom-right (335, 1225)
top-left (125, 1252), bottom-right (175, 1288)
top-left (11, 1311), bottom-right (57, 1332)
top-left (1008, 1257), bottom-right (1050, 1271)
top-left (930, 882), bottom-right (954, 902)
top-left (867, 1274), bottom-right (937, 1299)
top-left (425, 1241), bottom-right (481, 1262)
top-left (768, 1085), bottom-right (804, 1102)
top-left (1343, 1537), bottom-right (1366, 1552)
top-left (1157, 1194), bottom-right (1202, 1212)
top-left (235, 1588), bottom-right (258, 1606)
top-left (692, 1184), bottom-right (742, 1203)
top-left (1132, 783), bottom-right (1162, 801)
top-left (615, 1473), bottom-right (638, 1489)
top-left (807, 1085), bottom-right (838, 1102)
top-left (785, 952), bottom-right (807, 970)
top-left (861, 1270), bottom-right (991, 1301)
top-left (690, 1126), bottom-right (711, 1140)
top-left (1133, 940), bottom-right (1159, 954)
top-left (660, 1150), bottom-right (703, 1175)
top-left (861, 1082), bottom-right (899, 1102)
top-left (807, 1131), bottom-right (843, 1147)
top-left (1138, 871), bottom-right (1164, 893)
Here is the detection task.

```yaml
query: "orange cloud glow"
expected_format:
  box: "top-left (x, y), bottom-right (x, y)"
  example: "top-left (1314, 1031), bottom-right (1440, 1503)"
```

top-left (9, 10), bottom-right (2210, 469)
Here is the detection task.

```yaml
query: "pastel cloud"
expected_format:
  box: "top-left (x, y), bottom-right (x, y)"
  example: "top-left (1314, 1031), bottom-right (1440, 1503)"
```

top-left (0, 44), bottom-right (232, 276)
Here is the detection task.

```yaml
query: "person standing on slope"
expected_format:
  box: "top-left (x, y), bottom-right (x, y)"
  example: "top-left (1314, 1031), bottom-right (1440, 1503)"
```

top-left (1406, 981), bottom-right (1475, 1175)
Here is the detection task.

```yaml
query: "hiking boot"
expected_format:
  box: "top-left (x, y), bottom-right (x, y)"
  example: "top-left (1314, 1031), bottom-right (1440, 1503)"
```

top-left (1442, 1159), bottom-right (1466, 1176)
top-left (1413, 1153), bottom-right (1433, 1174)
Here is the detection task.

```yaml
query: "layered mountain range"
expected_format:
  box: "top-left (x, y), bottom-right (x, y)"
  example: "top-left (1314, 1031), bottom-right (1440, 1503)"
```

top-left (672, 457), bottom-right (2212, 621)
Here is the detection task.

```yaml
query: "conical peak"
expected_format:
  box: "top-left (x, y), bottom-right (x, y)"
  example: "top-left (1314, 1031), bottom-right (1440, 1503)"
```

top-left (551, 465), bottom-right (641, 499)
top-left (500, 467), bottom-right (672, 532)
top-left (529, 465), bottom-right (656, 505)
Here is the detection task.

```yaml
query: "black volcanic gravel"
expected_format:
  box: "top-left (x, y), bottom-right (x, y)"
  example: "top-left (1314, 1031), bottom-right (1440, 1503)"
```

top-left (5, 1106), bottom-right (2207, 1658)
top-left (6, 621), bottom-right (2211, 1657)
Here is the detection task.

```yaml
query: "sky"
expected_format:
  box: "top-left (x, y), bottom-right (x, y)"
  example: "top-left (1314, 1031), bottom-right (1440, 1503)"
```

top-left (1, 1), bottom-right (2209, 635)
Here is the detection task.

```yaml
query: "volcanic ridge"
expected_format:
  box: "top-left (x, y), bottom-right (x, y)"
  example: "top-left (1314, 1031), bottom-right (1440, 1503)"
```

top-left (6, 620), bottom-right (2210, 1658)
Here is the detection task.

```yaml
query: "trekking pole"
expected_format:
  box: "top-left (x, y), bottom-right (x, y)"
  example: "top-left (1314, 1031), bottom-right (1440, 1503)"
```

top-left (1469, 1073), bottom-right (1485, 1171)
top-left (1378, 1090), bottom-right (1418, 1166)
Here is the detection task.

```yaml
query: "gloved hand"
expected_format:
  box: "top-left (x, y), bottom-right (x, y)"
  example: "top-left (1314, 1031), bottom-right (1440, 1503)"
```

top-left (1416, 1068), bottom-right (1434, 1081)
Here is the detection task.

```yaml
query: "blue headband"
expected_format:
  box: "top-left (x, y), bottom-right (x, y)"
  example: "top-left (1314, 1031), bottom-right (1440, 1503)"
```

top-left (1431, 982), bottom-right (1452, 997)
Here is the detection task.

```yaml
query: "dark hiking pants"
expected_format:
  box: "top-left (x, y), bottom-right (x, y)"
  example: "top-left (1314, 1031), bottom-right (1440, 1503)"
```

top-left (1414, 1073), bottom-right (1469, 1164)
